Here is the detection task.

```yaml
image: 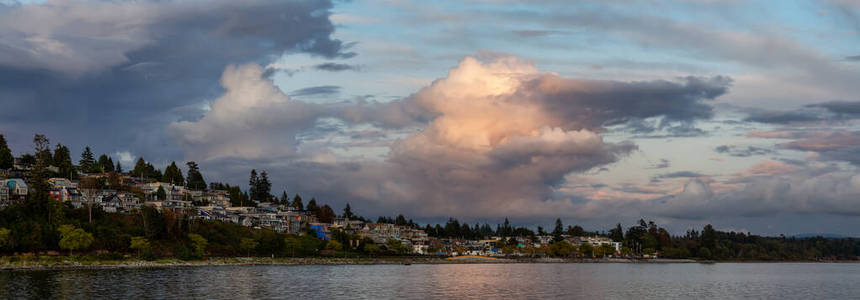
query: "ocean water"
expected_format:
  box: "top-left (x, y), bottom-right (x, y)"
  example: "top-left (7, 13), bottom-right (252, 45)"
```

top-left (1, 263), bottom-right (859, 299)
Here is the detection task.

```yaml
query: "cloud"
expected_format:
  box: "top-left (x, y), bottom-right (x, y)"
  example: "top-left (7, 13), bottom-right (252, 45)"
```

top-left (651, 170), bottom-right (703, 182)
top-left (806, 101), bottom-right (860, 116)
top-left (846, 55), bottom-right (860, 61)
top-left (169, 64), bottom-right (321, 161)
top-left (114, 151), bottom-right (135, 165)
top-left (0, 0), bottom-right (350, 160)
top-left (313, 62), bottom-right (363, 72)
top-left (171, 55), bottom-right (729, 218)
top-left (651, 166), bottom-right (860, 219)
top-left (650, 159), bottom-right (670, 169)
top-left (714, 145), bottom-right (773, 157)
top-left (290, 85), bottom-right (342, 97)
top-left (657, 171), bottom-right (704, 178)
top-left (743, 109), bottom-right (825, 124)
top-left (742, 101), bottom-right (860, 124)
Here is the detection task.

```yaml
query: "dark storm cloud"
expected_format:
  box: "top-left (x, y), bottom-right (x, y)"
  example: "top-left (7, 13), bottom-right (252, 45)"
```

top-left (806, 101), bottom-right (860, 115)
top-left (742, 100), bottom-right (860, 124)
top-left (715, 145), bottom-right (773, 157)
top-left (290, 85), bottom-right (342, 97)
top-left (743, 110), bottom-right (825, 124)
top-left (0, 0), bottom-right (351, 160)
top-left (651, 171), bottom-right (703, 183)
top-left (531, 75), bottom-right (731, 131)
top-left (313, 62), bottom-right (363, 72)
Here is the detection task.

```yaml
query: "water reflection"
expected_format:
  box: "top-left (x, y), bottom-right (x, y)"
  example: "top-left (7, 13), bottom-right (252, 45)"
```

top-left (1, 263), bottom-right (859, 299)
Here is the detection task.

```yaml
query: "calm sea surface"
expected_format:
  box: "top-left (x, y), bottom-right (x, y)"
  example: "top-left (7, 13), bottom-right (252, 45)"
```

top-left (1, 263), bottom-right (858, 299)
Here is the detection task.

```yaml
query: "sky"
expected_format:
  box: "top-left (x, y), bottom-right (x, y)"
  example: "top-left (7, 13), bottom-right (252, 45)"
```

top-left (2, 0), bottom-right (860, 236)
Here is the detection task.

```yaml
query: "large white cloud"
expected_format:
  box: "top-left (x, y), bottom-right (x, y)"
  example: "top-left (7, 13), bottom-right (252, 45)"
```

top-left (170, 55), bottom-right (730, 218)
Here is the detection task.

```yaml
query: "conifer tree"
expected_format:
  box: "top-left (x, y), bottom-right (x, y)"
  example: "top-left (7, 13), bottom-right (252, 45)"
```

top-left (79, 146), bottom-right (96, 173)
top-left (291, 194), bottom-right (304, 210)
top-left (185, 161), bottom-right (206, 190)
top-left (0, 134), bottom-right (12, 170)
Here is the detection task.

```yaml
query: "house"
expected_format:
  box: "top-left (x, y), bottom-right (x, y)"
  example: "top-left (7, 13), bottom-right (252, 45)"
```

top-left (0, 179), bottom-right (28, 206)
top-left (206, 190), bottom-right (231, 207)
top-left (49, 186), bottom-right (83, 208)
top-left (310, 223), bottom-right (331, 240)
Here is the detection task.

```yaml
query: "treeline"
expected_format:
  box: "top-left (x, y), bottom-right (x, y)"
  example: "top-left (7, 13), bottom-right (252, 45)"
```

top-left (604, 220), bottom-right (860, 260)
top-left (0, 134), bottom-right (400, 259)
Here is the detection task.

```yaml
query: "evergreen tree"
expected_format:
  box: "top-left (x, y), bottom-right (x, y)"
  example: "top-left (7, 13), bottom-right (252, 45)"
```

top-left (115, 161), bottom-right (123, 174)
top-left (280, 191), bottom-right (288, 205)
top-left (0, 134), bottom-right (12, 170)
top-left (163, 161), bottom-right (184, 185)
top-left (52, 144), bottom-right (74, 179)
top-left (32, 134), bottom-right (63, 226)
top-left (185, 161), bottom-right (206, 190)
top-left (97, 154), bottom-right (114, 173)
top-left (552, 218), bottom-right (564, 242)
top-left (79, 146), bottom-right (96, 173)
top-left (133, 158), bottom-right (147, 178)
top-left (318, 205), bottom-right (335, 223)
top-left (307, 198), bottom-right (319, 214)
top-left (156, 186), bottom-right (166, 201)
top-left (258, 171), bottom-right (272, 201)
top-left (343, 203), bottom-right (353, 219)
top-left (291, 194), bottom-right (304, 210)
top-left (249, 169), bottom-right (259, 200)
top-left (609, 223), bottom-right (624, 242)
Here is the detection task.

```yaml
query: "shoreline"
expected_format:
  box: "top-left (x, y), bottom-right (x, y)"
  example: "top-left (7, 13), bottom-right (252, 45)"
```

top-left (4, 256), bottom-right (855, 271)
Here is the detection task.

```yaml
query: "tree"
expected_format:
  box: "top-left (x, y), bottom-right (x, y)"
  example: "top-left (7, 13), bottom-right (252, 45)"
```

top-left (97, 154), bottom-right (114, 173)
top-left (597, 243), bottom-right (615, 257)
top-left (187, 233), bottom-right (208, 258)
top-left (53, 144), bottom-right (74, 179)
top-left (240, 238), bottom-right (259, 257)
top-left (129, 236), bottom-right (151, 257)
top-left (325, 240), bottom-right (343, 251)
top-left (0, 134), bottom-right (12, 170)
top-left (568, 225), bottom-right (585, 237)
top-left (58, 225), bottom-right (94, 256)
top-left (133, 158), bottom-right (148, 179)
top-left (578, 243), bottom-right (594, 258)
top-left (318, 205), bottom-right (335, 223)
top-left (35, 137), bottom-right (53, 167)
top-left (79, 177), bottom-right (102, 224)
top-left (163, 161), bottom-right (184, 185)
top-left (79, 146), bottom-right (96, 173)
top-left (307, 198), bottom-right (319, 214)
top-left (258, 171), bottom-right (271, 201)
top-left (609, 223), bottom-right (624, 242)
top-left (364, 244), bottom-right (381, 256)
top-left (249, 169), bottom-right (259, 200)
top-left (185, 161), bottom-right (206, 190)
top-left (0, 227), bottom-right (10, 249)
top-left (552, 218), bottom-right (564, 242)
top-left (284, 236), bottom-right (300, 257)
top-left (32, 134), bottom-right (63, 225)
top-left (280, 191), bottom-right (288, 205)
top-left (115, 161), bottom-right (123, 174)
top-left (343, 203), bottom-right (353, 219)
top-left (291, 194), bottom-right (304, 210)
top-left (156, 186), bottom-right (167, 201)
